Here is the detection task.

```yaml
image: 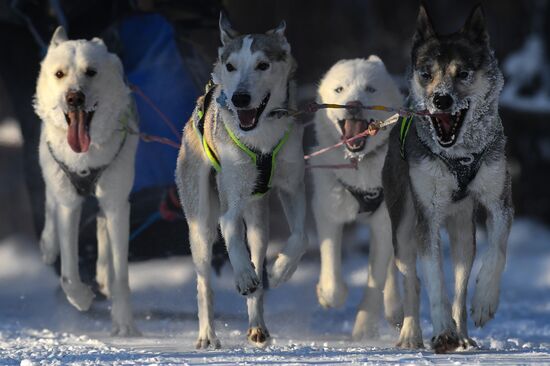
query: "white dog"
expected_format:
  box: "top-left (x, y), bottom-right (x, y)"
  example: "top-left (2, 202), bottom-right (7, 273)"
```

top-left (311, 57), bottom-right (404, 339)
top-left (176, 14), bottom-right (307, 348)
top-left (34, 27), bottom-right (139, 336)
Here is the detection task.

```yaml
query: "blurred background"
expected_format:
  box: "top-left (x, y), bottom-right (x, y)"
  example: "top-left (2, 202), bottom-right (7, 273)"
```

top-left (0, 0), bottom-right (549, 283)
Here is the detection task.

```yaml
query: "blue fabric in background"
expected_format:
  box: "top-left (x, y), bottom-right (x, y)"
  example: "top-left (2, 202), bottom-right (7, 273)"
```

top-left (118, 14), bottom-right (198, 192)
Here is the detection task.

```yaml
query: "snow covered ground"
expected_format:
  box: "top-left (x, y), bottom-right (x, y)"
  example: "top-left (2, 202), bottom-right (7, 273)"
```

top-left (1, 218), bottom-right (550, 365)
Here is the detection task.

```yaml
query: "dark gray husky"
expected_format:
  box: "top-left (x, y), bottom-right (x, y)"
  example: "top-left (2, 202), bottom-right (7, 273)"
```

top-left (383, 4), bottom-right (513, 353)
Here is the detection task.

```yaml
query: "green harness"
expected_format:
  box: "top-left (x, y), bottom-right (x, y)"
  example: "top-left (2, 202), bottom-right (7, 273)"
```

top-left (193, 83), bottom-right (292, 196)
top-left (398, 114), bottom-right (414, 159)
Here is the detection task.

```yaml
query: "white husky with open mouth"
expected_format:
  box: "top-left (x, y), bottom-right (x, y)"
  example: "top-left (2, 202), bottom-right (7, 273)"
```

top-left (311, 57), bottom-right (404, 339)
top-left (34, 27), bottom-right (139, 336)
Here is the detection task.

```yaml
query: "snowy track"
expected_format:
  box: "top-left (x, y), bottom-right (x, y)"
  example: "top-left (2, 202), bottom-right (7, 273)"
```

top-left (1, 219), bottom-right (549, 365)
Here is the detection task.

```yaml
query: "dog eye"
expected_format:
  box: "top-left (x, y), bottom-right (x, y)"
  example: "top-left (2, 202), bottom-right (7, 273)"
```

top-left (420, 71), bottom-right (432, 80)
top-left (55, 70), bottom-right (65, 79)
top-left (457, 70), bottom-right (470, 80)
top-left (334, 86), bottom-right (343, 93)
top-left (365, 85), bottom-right (376, 93)
top-left (226, 63), bottom-right (235, 72)
top-left (256, 62), bottom-right (270, 71)
top-left (85, 68), bottom-right (97, 77)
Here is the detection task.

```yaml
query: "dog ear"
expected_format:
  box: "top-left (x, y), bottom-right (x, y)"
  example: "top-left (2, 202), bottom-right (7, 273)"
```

top-left (266, 20), bottom-right (286, 38)
top-left (219, 12), bottom-right (239, 45)
top-left (50, 26), bottom-right (68, 47)
top-left (462, 4), bottom-right (490, 46)
top-left (413, 3), bottom-right (435, 46)
top-left (91, 37), bottom-right (106, 46)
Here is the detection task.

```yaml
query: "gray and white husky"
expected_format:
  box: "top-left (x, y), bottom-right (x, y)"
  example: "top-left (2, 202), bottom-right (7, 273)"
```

top-left (35, 27), bottom-right (139, 335)
top-left (311, 57), bottom-right (403, 339)
top-left (175, 14), bottom-right (307, 348)
top-left (382, 4), bottom-right (513, 353)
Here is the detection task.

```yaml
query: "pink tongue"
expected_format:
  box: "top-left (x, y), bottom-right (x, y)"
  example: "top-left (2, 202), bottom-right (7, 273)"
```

top-left (237, 109), bottom-right (257, 128)
top-left (344, 119), bottom-right (368, 145)
top-left (67, 110), bottom-right (90, 153)
top-left (438, 114), bottom-right (452, 135)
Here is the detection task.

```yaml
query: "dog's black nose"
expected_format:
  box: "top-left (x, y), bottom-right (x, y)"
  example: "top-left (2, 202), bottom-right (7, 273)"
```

top-left (433, 94), bottom-right (453, 110)
top-left (66, 90), bottom-right (85, 108)
top-left (232, 92), bottom-right (251, 108)
top-left (346, 100), bottom-right (363, 115)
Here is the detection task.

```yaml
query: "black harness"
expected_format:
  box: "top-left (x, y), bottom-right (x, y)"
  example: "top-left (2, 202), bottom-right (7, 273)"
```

top-left (47, 134), bottom-right (127, 197)
top-left (418, 139), bottom-right (490, 201)
top-left (339, 180), bottom-right (384, 214)
top-left (399, 116), bottom-right (495, 202)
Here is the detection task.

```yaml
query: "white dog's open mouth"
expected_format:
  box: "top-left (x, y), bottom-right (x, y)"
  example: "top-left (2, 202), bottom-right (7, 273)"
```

top-left (338, 118), bottom-right (374, 152)
top-left (236, 93), bottom-right (270, 131)
top-left (64, 107), bottom-right (95, 153)
top-left (430, 107), bottom-right (467, 148)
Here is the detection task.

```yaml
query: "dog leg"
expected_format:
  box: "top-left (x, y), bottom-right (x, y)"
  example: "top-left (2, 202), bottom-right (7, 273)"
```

top-left (102, 200), bottom-right (140, 336)
top-left (352, 208), bottom-right (393, 340)
top-left (270, 182), bottom-right (308, 287)
top-left (393, 201), bottom-right (423, 349)
top-left (96, 210), bottom-right (113, 298)
top-left (220, 205), bottom-right (260, 296)
top-left (418, 212), bottom-right (458, 353)
top-left (315, 208), bottom-right (347, 309)
top-left (57, 203), bottom-right (95, 311)
top-left (188, 215), bottom-right (220, 349)
top-left (471, 184), bottom-right (513, 328)
top-left (40, 189), bottom-right (59, 264)
top-left (244, 199), bottom-right (270, 347)
top-left (447, 200), bottom-right (477, 349)
top-left (384, 255), bottom-right (403, 329)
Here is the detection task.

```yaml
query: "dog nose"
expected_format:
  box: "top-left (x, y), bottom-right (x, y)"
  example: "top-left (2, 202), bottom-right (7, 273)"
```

top-left (433, 94), bottom-right (453, 110)
top-left (231, 92), bottom-right (251, 108)
top-left (346, 100), bottom-right (363, 115)
top-left (66, 90), bottom-right (85, 108)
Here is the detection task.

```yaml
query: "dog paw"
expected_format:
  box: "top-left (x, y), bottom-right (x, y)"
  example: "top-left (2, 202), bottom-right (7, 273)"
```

top-left (195, 334), bottom-right (221, 349)
top-left (60, 277), bottom-right (94, 311)
top-left (234, 266), bottom-right (260, 296)
top-left (111, 322), bottom-right (141, 337)
top-left (471, 276), bottom-right (500, 328)
top-left (316, 280), bottom-right (348, 308)
top-left (269, 253), bottom-right (300, 288)
top-left (431, 330), bottom-right (460, 354)
top-left (352, 311), bottom-right (379, 340)
top-left (457, 335), bottom-right (478, 350)
top-left (247, 327), bottom-right (271, 347)
top-left (396, 318), bottom-right (424, 349)
top-left (39, 238), bottom-right (58, 265)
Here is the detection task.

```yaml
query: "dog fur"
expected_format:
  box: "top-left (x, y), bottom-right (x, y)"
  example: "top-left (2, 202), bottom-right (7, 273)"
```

top-left (311, 57), bottom-right (404, 339)
top-left (35, 27), bottom-right (139, 336)
top-left (382, 4), bottom-right (513, 352)
top-left (175, 14), bottom-right (307, 348)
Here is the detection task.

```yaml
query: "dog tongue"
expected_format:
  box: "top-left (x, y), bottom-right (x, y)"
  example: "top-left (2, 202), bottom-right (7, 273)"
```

top-left (67, 110), bottom-right (90, 153)
top-left (237, 109), bottom-right (257, 128)
top-left (343, 119), bottom-right (368, 145)
top-left (437, 114), bottom-right (452, 135)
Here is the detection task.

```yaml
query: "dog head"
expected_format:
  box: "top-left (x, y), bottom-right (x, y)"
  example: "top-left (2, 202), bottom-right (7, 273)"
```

top-left (212, 13), bottom-right (295, 132)
top-left (317, 57), bottom-right (403, 158)
top-left (410, 3), bottom-right (503, 150)
top-left (35, 27), bottom-right (130, 153)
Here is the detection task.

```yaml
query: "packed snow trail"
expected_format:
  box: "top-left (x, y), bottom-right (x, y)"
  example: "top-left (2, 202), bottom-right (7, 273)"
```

top-left (1, 219), bottom-right (549, 365)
